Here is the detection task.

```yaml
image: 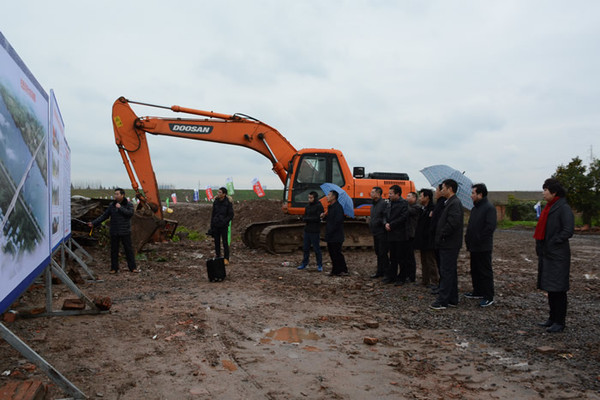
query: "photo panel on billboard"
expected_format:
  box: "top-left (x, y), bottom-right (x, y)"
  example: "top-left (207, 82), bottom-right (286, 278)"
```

top-left (0, 31), bottom-right (50, 313)
top-left (50, 89), bottom-right (67, 250)
top-left (62, 137), bottom-right (71, 240)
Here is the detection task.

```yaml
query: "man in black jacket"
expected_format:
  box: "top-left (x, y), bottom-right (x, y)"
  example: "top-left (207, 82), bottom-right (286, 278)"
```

top-left (298, 191), bottom-right (324, 272)
top-left (402, 191), bottom-right (420, 284)
top-left (368, 186), bottom-right (388, 278)
top-left (414, 189), bottom-right (438, 287)
top-left (431, 179), bottom-right (464, 309)
top-left (210, 187), bottom-right (234, 264)
top-left (321, 190), bottom-right (348, 276)
top-left (383, 185), bottom-right (409, 284)
top-left (464, 183), bottom-right (497, 307)
top-left (89, 188), bottom-right (139, 274)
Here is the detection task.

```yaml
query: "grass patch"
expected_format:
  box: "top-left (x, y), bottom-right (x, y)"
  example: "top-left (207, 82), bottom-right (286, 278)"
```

top-left (498, 220), bottom-right (537, 229)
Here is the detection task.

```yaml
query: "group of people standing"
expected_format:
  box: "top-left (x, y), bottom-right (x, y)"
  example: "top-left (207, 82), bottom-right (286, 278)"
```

top-left (365, 177), bottom-right (574, 333)
top-left (366, 179), bottom-right (495, 311)
top-left (97, 177), bottom-right (573, 334)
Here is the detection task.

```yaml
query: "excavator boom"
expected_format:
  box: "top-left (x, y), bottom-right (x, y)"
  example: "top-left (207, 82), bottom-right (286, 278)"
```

top-left (112, 96), bottom-right (296, 215)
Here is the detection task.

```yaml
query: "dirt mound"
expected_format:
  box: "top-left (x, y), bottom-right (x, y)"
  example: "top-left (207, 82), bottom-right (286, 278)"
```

top-left (169, 199), bottom-right (286, 238)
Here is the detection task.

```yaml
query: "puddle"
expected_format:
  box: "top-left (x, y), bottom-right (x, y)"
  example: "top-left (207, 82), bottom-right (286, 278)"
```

top-left (265, 327), bottom-right (319, 343)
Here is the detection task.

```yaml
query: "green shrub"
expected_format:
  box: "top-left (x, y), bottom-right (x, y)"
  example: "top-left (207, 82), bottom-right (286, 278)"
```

top-left (506, 195), bottom-right (539, 221)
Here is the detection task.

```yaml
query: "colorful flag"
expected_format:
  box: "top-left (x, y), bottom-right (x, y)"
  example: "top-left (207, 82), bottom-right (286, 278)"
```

top-left (171, 193), bottom-right (177, 204)
top-left (206, 186), bottom-right (214, 201)
top-left (193, 189), bottom-right (199, 202)
top-left (252, 178), bottom-right (265, 197)
top-left (226, 177), bottom-right (235, 195)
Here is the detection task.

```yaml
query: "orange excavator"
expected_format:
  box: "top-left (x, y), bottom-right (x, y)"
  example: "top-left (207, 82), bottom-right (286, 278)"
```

top-left (112, 97), bottom-right (415, 253)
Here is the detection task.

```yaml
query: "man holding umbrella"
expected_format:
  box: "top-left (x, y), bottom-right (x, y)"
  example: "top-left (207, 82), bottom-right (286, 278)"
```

top-left (430, 179), bottom-right (464, 310)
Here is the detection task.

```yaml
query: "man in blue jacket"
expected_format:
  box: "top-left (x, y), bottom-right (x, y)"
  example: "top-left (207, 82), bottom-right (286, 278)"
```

top-left (89, 188), bottom-right (139, 274)
top-left (464, 183), bottom-right (497, 307)
top-left (321, 190), bottom-right (348, 276)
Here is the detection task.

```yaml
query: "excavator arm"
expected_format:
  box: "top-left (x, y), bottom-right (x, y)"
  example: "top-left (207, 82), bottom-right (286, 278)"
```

top-left (112, 97), bottom-right (297, 217)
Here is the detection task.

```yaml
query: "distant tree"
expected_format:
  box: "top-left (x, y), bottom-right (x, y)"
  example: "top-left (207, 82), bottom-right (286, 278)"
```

top-left (553, 157), bottom-right (600, 226)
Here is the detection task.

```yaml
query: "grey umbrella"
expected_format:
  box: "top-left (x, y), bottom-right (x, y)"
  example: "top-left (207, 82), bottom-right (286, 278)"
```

top-left (420, 165), bottom-right (474, 210)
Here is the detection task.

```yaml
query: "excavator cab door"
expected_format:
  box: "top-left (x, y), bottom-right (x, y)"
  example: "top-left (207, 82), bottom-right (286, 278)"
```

top-left (287, 153), bottom-right (345, 209)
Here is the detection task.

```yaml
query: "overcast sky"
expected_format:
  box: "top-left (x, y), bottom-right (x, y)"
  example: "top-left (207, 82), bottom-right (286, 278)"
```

top-left (2, 1), bottom-right (599, 192)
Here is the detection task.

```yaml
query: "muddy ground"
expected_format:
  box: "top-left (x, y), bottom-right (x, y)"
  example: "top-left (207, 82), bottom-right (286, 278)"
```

top-left (1, 200), bottom-right (599, 399)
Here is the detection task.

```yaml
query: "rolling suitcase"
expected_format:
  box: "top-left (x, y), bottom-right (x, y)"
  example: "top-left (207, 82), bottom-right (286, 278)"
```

top-left (206, 257), bottom-right (226, 282)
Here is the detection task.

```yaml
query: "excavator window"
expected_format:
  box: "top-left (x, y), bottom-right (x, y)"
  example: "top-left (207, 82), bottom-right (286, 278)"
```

top-left (331, 157), bottom-right (344, 187)
top-left (290, 154), bottom-right (346, 207)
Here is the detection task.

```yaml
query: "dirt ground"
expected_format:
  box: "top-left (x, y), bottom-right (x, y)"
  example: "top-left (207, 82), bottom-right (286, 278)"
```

top-left (1, 200), bottom-right (599, 399)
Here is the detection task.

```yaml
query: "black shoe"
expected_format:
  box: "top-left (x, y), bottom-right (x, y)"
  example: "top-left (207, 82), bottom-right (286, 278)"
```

top-left (546, 323), bottom-right (565, 333)
top-left (370, 274), bottom-right (383, 279)
top-left (479, 299), bottom-right (494, 307)
top-left (381, 278), bottom-right (394, 284)
top-left (537, 319), bottom-right (553, 327)
top-left (464, 292), bottom-right (483, 299)
top-left (429, 301), bottom-right (447, 310)
top-left (394, 280), bottom-right (405, 287)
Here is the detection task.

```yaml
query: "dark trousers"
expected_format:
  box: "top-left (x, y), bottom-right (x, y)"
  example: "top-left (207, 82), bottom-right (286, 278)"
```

top-left (420, 249), bottom-right (438, 286)
top-left (387, 240), bottom-right (410, 281)
top-left (302, 231), bottom-right (322, 267)
top-left (548, 291), bottom-right (567, 325)
top-left (110, 234), bottom-right (136, 272)
top-left (327, 242), bottom-right (347, 274)
top-left (213, 227), bottom-right (230, 259)
top-left (373, 233), bottom-right (389, 276)
top-left (469, 251), bottom-right (494, 300)
top-left (401, 238), bottom-right (416, 282)
top-left (436, 247), bottom-right (460, 306)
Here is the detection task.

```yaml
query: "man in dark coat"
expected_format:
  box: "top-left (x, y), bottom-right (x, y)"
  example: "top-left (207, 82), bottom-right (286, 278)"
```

top-left (464, 183), bottom-right (497, 307)
top-left (298, 191), bottom-right (324, 272)
top-left (210, 187), bottom-right (234, 264)
top-left (368, 186), bottom-right (388, 278)
top-left (534, 178), bottom-right (574, 333)
top-left (89, 188), bottom-right (139, 274)
top-left (429, 184), bottom-right (446, 294)
top-left (431, 179), bottom-right (464, 310)
top-left (383, 185), bottom-right (409, 284)
top-left (401, 191), bottom-right (420, 284)
top-left (414, 189), bottom-right (437, 287)
top-left (322, 190), bottom-right (348, 276)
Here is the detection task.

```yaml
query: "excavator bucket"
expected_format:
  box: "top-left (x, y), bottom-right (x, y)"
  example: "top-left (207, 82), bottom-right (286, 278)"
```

top-left (130, 213), bottom-right (178, 254)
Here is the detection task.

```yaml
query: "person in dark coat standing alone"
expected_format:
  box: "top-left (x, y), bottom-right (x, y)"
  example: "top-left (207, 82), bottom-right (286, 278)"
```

top-left (534, 178), bottom-right (574, 333)
top-left (430, 179), bottom-right (464, 310)
top-left (88, 188), bottom-right (139, 274)
top-left (368, 186), bottom-right (388, 278)
top-left (297, 191), bottom-right (324, 272)
top-left (464, 183), bottom-right (497, 307)
top-left (321, 190), bottom-right (348, 276)
top-left (210, 187), bottom-right (234, 265)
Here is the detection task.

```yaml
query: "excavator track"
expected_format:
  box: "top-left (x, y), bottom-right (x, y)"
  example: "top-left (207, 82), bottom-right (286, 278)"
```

top-left (244, 220), bottom-right (374, 254)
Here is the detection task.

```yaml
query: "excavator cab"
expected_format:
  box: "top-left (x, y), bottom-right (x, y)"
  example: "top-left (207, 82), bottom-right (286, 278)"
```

top-left (285, 152), bottom-right (347, 211)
